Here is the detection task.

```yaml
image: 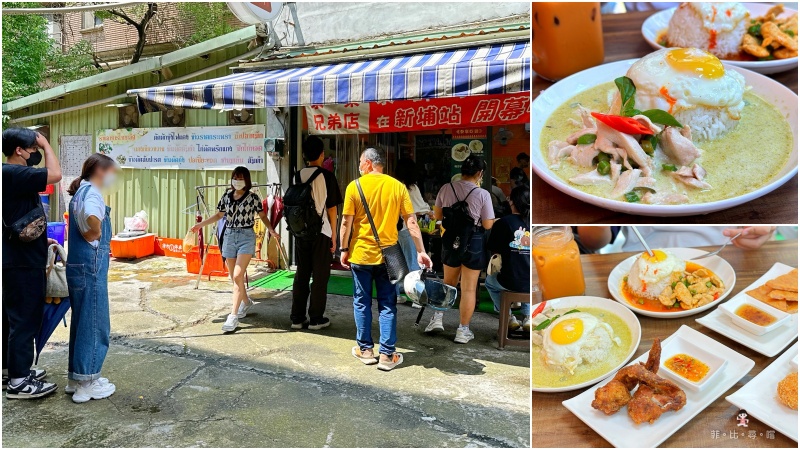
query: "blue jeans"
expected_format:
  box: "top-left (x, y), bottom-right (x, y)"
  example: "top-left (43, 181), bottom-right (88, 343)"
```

top-left (398, 228), bottom-right (420, 271)
top-left (485, 273), bottom-right (530, 316)
top-left (351, 263), bottom-right (397, 356)
top-left (221, 227), bottom-right (256, 259)
top-left (66, 185), bottom-right (112, 381)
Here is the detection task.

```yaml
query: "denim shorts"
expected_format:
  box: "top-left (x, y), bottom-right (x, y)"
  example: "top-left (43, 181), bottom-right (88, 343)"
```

top-left (441, 228), bottom-right (487, 271)
top-left (221, 227), bottom-right (256, 259)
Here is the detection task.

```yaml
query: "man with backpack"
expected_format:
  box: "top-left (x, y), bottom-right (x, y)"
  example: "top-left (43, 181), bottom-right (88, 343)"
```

top-left (284, 136), bottom-right (342, 330)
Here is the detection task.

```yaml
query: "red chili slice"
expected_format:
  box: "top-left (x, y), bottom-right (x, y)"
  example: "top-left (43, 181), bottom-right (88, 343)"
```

top-left (591, 112), bottom-right (654, 136)
top-left (532, 301), bottom-right (547, 318)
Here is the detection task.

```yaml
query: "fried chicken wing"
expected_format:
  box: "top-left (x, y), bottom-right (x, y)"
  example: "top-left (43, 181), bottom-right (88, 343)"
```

top-left (591, 379), bottom-right (633, 415)
top-left (644, 338), bottom-right (661, 373)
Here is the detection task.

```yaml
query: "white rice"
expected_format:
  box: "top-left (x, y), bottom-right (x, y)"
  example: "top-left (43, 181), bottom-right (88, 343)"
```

top-left (674, 106), bottom-right (741, 141)
top-left (627, 271), bottom-right (672, 300)
top-left (666, 3), bottom-right (747, 59)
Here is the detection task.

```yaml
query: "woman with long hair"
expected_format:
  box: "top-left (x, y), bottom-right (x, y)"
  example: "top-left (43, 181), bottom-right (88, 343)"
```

top-left (429, 155), bottom-right (495, 344)
top-left (65, 153), bottom-right (119, 403)
top-left (393, 158), bottom-right (431, 273)
top-left (485, 183), bottom-right (531, 331)
top-left (191, 167), bottom-right (278, 333)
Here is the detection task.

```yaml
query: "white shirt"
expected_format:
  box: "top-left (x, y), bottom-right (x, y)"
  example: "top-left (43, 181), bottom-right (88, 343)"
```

top-left (620, 226), bottom-right (729, 252)
top-left (299, 167), bottom-right (332, 238)
top-left (73, 180), bottom-right (106, 247)
top-left (402, 184), bottom-right (431, 230)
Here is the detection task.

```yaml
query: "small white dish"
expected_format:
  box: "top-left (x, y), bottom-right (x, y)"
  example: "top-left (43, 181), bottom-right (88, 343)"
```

top-left (563, 325), bottom-right (754, 448)
top-left (607, 247), bottom-right (736, 318)
top-left (531, 296), bottom-right (642, 393)
top-left (659, 336), bottom-right (727, 392)
top-left (726, 343), bottom-right (799, 442)
top-left (641, 3), bottom-right (799, 75)
top-left (530, 60), bottom-right (798, 217)
top-left (719, 294), bottom-right (791, 336)
top-left (697, 262), bottom-right (798, 357)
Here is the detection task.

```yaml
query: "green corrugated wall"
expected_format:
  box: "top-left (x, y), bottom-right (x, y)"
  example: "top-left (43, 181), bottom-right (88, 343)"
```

top-left (11, 43), bottom-right (271, 239)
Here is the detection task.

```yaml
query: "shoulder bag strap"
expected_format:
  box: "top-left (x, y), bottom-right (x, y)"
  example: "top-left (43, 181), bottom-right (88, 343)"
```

top-left (448, 182), bottom-right (461, 202)
top-left (355, 179), bottom-right (382, 249)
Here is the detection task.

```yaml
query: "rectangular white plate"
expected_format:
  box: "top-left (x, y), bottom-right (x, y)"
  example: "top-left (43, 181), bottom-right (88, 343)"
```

top-left (697, 263), bottom-right (798, 357)
top-left (563, 325), bottom-right (755, 448)
top-left (726, 343), bottom-right (799, 442)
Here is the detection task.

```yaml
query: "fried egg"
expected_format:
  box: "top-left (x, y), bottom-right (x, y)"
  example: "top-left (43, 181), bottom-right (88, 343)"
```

top-left (627, 249), bottom-right (686, 299)
top-left (542, 312), bottom-right (620, 374)
top-left (622, 48), bottom-right (746, 119)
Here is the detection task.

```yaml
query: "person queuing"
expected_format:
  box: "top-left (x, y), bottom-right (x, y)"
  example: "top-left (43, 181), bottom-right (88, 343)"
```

top-left (485, 183), bottom-right (531, 331)
top-left (289, 136), bottom-right (342, 330)
top-left (340, 148), bottom-right (432, 371)
top-left (427, 155), bottom-right (495, 344)
top-left (64, 154), bottom-right (119, 403)
top-left (2, 128), bottom-right (61, 399)
top-left (393, 158), bottom-right (432, 275)
top-left (191, 167), bottom-right (279, 333)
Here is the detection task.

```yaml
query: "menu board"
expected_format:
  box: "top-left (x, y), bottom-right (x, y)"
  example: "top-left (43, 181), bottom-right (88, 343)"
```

top-left (450, 127), bottom-right (487, 178)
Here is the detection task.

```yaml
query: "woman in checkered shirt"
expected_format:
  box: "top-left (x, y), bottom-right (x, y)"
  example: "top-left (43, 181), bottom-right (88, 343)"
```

top-left (191, 167), bottom-right (279, 333)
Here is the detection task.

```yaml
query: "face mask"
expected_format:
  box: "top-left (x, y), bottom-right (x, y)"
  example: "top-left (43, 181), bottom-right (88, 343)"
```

top-left (102, 172), bottom-right (117, 189)
top-left (25, 149), bottom-right (42, 167)
top-left (231, 179), bottom-right (246, 190)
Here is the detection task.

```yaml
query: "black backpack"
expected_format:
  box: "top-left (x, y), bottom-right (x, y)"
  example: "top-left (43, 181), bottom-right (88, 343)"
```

top-left (284, 168), bottom-right (324, 240)
top-left (441, 183), bottom-right (478, 261)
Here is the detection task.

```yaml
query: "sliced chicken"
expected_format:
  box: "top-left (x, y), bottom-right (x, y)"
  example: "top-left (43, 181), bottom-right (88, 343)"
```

top-left (569, 145), bottom-right (600, 167)
top-left (642, 192), bottom-right (690, 205)
top-left (635, 177), bottom-right (656, 190)
top-left (661, 126), bottom-right (701, 166)
top-left (610, 161), bottom-right (622, 182)
top-left (670, 164), bottom-right (712, 190)
top-left (596, 121), bottom-right (654, 176)
top-left (577, 105), bottom-right (595, 129)
top-left (548, 141), bottom-right (573, 167)
top-left (569, 169), bottom-right (611, 186)
top-left (610, 169), bottom-right (642, 198)
top-left (632, 115), bottom-right (663, 134)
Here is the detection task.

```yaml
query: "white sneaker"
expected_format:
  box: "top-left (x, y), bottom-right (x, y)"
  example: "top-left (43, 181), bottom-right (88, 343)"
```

top-left (509, 315), bottom-right (521, 331)
top-left (522, 316), bottom-right (532, 332)
top-left (222, 314), bottom-right (239, 332)
top-left (66, 377), bottom-right (109, 394)
top-left (454, 327), bottom-right (475, 344)
top-left (72, 379), bottom-right (116, 403)
top-left (424, 313), bottom-right (445, 333)
top-left (237, 299), bottom-right (254, 319)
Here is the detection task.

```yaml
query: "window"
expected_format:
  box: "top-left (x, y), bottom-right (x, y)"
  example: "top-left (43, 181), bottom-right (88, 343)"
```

top-left (81, 12), bottom-right (102, 30)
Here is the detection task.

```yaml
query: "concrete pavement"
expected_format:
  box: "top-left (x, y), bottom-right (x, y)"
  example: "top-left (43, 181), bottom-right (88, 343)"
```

top-left (2, 256), bottom-right (530, 448)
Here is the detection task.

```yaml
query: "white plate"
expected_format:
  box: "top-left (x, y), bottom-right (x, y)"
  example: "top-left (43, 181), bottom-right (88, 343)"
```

top-left (642, 3), bottom-right (799, 75)
top-left (531, 296), bottom-right (642, 393)
top-left (697, 262), bottom-right (798, 357)
top-left (607, 247), bottom-right (736, 318)
top-left (718, 293), bottom-right (792, 336)
top-left (530, 59), bottom-right (798, 217)
top-left (563, 325), bottom-right (755, 448)
top-left (451, 143), bottom-right (470, 162)
top-left (726, 343), bottom-right (798, 442)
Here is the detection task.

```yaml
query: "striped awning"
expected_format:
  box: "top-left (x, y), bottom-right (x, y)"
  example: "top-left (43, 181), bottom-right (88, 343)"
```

top-left (128, 42), bottom-right (530, 112)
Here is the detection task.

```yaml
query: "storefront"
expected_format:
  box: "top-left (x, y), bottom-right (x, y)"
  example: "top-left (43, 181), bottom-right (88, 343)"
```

top-left (127, 39), bottom-right (531, 265)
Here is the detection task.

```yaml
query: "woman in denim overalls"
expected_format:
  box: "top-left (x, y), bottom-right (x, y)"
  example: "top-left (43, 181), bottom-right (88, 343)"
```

top-left (65, 154), bottom-right (118, 403)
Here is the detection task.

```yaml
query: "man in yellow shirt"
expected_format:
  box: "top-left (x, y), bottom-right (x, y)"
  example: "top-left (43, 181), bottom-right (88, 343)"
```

top-left (340, 148), bottom-right (432, 371)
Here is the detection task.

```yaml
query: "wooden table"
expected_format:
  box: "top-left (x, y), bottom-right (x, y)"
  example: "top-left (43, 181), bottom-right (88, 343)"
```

top-left (532, 11), bottom-right (798, 224)
top-left (532, 240), bottom-right (798, 448)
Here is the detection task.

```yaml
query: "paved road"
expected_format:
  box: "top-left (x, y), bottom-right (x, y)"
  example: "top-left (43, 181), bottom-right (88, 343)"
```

top-left (3, 256), bottom-right (530, 448)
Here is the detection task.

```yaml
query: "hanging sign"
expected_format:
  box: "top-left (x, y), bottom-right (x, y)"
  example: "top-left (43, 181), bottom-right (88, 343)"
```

top-left (96, 125), bottom-right (266, 171)
top-left (305, 92), bottom-right (530, 135)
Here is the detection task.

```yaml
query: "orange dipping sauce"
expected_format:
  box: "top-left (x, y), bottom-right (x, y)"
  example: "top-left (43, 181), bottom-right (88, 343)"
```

top-left (622, 262), bottom-right (718, 313)
top-left (735, 304), bottom-right (777, 326)
top-left (665, 354), bottom-right (710, 382)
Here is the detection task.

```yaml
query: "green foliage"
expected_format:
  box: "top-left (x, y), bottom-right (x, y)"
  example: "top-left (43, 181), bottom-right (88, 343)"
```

top-left (1, 2), bottom-right (51, 102)
top-left (177, 2), bottom-right (236, 46)
top-left (45, 40), bottom-right (101, 88)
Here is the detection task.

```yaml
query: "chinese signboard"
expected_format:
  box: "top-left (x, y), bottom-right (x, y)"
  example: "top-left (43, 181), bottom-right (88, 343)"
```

top-left (305, 93), bottom-right (530, 135)
top-left (96, 125), bottom-right (266, 171)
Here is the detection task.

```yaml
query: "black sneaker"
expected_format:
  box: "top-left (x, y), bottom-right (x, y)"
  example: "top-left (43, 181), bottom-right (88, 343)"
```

top-left (5, 375), bottom-right (57, 399)
top-left (308, 317), bottom-right (331, 330)
top-left (2, 369), bottom-right (46, 391)
top-left (291, 320), bottom-right (309, 330)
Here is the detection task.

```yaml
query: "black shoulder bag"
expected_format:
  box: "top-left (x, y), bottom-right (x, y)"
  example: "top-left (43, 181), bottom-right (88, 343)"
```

top-left (355, 179), bottom-right (409, 284)
top-left (3, 203), bottom-right (47, 243)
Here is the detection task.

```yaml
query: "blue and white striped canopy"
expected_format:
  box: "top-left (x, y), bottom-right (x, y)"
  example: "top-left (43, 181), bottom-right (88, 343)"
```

top-left (129, 42), bottom-right (530, 112)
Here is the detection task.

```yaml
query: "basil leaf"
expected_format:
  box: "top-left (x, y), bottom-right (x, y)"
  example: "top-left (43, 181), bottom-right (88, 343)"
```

top-left (614, 76), bottom-right (638, 117)
top-left (577, 133), bottom-right (597, 145)
top-left (648, 134), bottom-right (659, 149)
top-left (641, 109), bottom-right (683, 128)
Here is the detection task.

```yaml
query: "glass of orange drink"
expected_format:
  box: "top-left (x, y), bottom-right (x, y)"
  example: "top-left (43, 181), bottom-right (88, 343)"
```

top-left (531, 226), bottom-right (586, 300)
top-left (531, 2), bottom-right (605, 81)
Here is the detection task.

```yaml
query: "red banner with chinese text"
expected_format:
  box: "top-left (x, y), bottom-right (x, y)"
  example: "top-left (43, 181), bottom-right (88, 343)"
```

top-left (305, 93), bottom-right (529, 135)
